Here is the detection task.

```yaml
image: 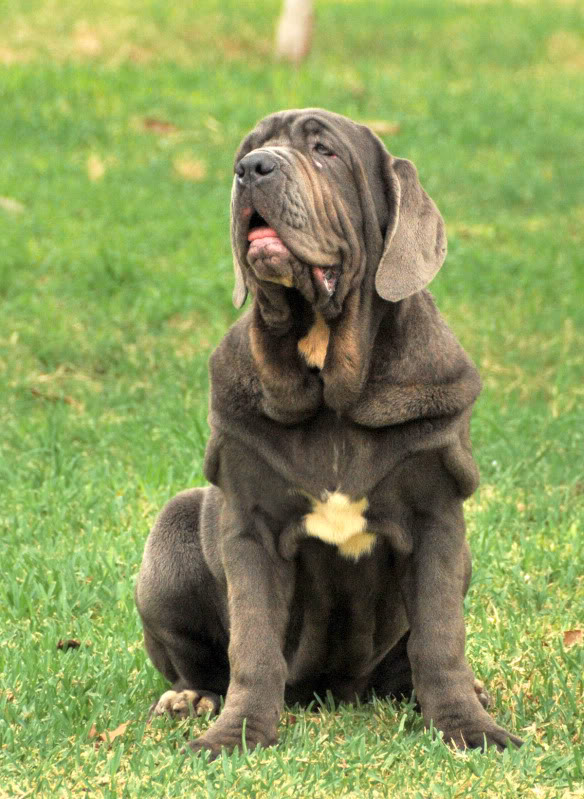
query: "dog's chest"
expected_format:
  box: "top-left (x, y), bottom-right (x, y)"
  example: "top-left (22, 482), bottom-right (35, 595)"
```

top-left (288, 418), bottom-right (393, 561)
top-left (302, 491), bottom-right (376, 560)
top-left (297, 312), bottom-right (329, 369)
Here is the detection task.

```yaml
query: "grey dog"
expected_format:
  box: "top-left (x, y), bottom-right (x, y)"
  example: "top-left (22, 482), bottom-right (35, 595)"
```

top-left (135, 109), bottom-right (523, 757)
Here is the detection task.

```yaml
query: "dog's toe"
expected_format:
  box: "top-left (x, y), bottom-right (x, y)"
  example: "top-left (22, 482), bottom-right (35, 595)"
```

top-left (473, 678), bottom-right (491, 709)
top-left (450, 724), bottom-right (524, 752)
top-left (149, 689), bottom-right (220, 720)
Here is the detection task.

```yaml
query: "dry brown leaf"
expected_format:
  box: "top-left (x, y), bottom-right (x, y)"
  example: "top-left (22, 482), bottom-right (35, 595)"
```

top-left (103, 721), bottom-right (130, 743)
top-left (563, 629), bottom-right (583, 647)
top-left (0, 196), bottom-right (25, 214)
top-left (30, 388), bottom-right (84, 412)
top-left (547, 31), bottom-right (584, 71)
top-left (74, 24), bottom-right (102, 57)
top-left (89, 721), bottom-right (131, 746)
top-left (57, 638), bottom-right (81, 651)
top-left (0, 47), bottom-right (29, 65)
top-left (127, 46), bottom-right (154, 64)
top-left (204, 116), bottom-right (222, 133)
top-left (87, 154), bottom-right (106, 181)
top-left (63, 395), bottom-right (85, 412)
top-left (363, 120), bottom-right (401, 136)
top-left (31, 387), bottom-right (58, 402)
top-left (143, 117), bottom-right (179, 134)
top-left (173, 157), bottom-right (207, 182)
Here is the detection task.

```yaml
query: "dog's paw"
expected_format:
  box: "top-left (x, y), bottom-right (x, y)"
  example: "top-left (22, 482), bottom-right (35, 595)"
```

top-left (148, 689), bottom-right (220, 721)
top-left (444, 721), bottom-right (524, 752)
top-left (185, 736), bottom-right (236, 760)
top-left (435, 703), bottom-right (523, 752)
top-left (184, 718), bottom-right (278, 759)
top-left (421, 680), bottom-right (523, 753)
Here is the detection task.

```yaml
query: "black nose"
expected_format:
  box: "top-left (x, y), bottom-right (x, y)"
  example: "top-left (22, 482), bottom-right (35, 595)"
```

top-left (235, 151), bottom-right (278, 185)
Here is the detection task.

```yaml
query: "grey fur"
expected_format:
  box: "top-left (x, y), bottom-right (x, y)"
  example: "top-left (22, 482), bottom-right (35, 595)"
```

top-left (136, 109), bottom-right (523, 757)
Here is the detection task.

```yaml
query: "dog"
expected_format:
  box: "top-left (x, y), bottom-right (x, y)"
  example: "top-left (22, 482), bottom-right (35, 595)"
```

top-left (135, 109), bottom-right (523, 757)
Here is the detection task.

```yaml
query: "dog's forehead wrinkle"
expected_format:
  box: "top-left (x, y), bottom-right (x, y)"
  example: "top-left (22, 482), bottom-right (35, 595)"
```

top-left (259, 115), bottom-right (340, 154)
top-left (259, 135), bottom-right (292, 149)
top-left (255, 114), bottom-right (285, 143)
top-left (302, 117), bottom-right (322, 133)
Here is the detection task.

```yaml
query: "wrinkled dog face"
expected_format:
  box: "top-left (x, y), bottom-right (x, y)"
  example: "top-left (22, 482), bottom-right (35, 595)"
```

top-left (231, 108), bottom-right (448, 321)
top-left (231, 110), bottom-right (388, 318)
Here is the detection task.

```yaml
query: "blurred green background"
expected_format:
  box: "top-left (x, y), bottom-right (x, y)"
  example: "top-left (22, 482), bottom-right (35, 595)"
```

top-left (1, 1), bottom-right (583, 796)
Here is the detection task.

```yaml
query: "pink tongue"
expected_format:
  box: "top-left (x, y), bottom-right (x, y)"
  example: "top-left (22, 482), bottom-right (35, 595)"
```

top-left (248, 226), bottom-right (280, 242)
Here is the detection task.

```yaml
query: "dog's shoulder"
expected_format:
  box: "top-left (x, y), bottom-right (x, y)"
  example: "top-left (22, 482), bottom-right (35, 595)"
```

top-left (351, 291), bottom-right (481, 428)
top-left (208, 310), bottom-right (261, 416)
top-left (204, 311), bottom-right (260, 486)
top-left (351, 291), bottom-right (482, 499)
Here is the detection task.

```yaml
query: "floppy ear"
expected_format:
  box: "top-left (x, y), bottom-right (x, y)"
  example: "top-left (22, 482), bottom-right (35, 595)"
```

top-left (230, 178), bottom-right (248, 308)
top-left (232, 258), bottom-right (248, 308)
top-left (375, 154), bottom-right (447, 302)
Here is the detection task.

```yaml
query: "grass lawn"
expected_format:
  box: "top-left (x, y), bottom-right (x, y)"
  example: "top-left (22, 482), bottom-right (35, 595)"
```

top-left (1, 0), bottom-right (583, 796)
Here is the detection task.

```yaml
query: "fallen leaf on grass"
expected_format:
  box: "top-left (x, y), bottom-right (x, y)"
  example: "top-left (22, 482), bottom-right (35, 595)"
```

top-left (362, 120), bottom-right (401, 136)
top-left (89, 721), bottom-right (131, 747)
top-left (0, 46), bottom-right (29, 65)
top-left (87, 154), bottom-right (106, 181)
top-left (143, 117), bottom-right (179, 134)
top-left (73, 24), bottom-right (102, 57)
top-left (204, 116), bottom-right (222, 133)
top-left (30, 387), bottom-right (84, 412)
top-left (125, 46), bottom-right (154, 64)
top-left (0, 196), bottom-right (25, 214)
top-left (563, 629), bottom-right (583, 647)
top-left (173, 157), bottom-right (207, 181)
top-left (57, 639), bottom-right (81, 651)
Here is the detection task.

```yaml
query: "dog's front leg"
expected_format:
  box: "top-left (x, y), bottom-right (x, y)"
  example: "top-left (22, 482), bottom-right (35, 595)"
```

top-left (400, 510), bottom-right (523, 751)
top-left (187, 514), bottom-right (293, 758)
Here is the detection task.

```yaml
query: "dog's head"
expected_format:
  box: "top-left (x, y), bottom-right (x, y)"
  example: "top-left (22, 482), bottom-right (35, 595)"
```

top-left (230, 108), bottom-right (446, 317)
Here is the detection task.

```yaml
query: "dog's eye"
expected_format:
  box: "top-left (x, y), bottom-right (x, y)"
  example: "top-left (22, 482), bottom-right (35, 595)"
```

top-left (314, 142), bottom-right (336, 157)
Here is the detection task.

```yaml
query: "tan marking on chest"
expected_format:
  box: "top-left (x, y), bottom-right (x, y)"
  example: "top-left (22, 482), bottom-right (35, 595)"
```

top-left (303, 491), bottom-right (377, 560)
top-left (298, 312), bottom-right (330, 369)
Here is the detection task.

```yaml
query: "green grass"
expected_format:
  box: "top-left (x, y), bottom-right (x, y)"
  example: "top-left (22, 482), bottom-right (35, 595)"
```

top-left (1, 0), bottom-right (583, 796)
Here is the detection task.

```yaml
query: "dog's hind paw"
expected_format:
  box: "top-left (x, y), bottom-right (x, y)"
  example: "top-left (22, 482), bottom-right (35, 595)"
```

top-left (148, 689), bottom-right (220, 721)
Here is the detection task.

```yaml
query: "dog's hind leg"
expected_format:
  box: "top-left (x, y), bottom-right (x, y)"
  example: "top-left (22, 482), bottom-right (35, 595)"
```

top-left (142, 626), bottom-right (228, 719)
top-left (136, 487), bottom-right (230, 719)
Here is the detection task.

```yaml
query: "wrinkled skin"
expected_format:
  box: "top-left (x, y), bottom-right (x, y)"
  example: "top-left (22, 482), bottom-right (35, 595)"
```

top-left (136, 109), bottom-right (524, 760)
top-left (231, 116), bottom-right (372, 318)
